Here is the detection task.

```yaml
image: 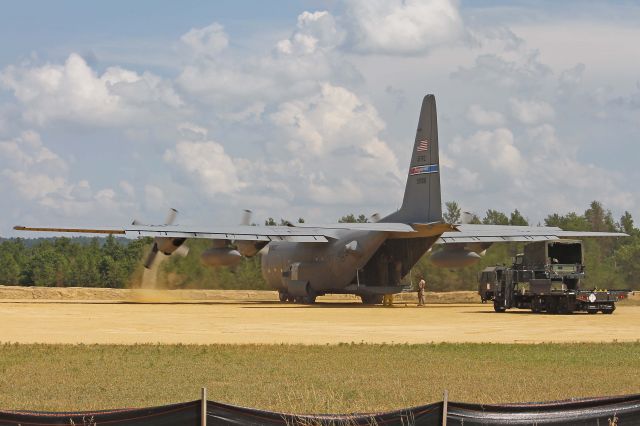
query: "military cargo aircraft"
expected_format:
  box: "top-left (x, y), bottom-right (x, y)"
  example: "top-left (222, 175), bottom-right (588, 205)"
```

top-left (15, 95), bottom-right (626, 304)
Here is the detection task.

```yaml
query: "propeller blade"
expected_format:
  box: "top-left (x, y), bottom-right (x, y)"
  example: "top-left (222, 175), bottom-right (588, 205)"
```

top-left (144, 242), bottom-right (159, 269)
top-left (174, 245), bottom-right (189, 257)
top-left (164, 208), bottom-right (178, 225)
top-left (460, 211), bottom-right (475, 224)
top-left (241, 209), bottom-right (252, 226)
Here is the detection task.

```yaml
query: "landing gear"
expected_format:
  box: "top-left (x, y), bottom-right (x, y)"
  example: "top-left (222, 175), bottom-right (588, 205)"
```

top-left (382, 294), bottom-right (394, 306)
top-left (302, 293), bottom-right (317, 304)
top-left (361, 294), bottom-right (384, 305)
top-left (278, 289), bottom-right (316, 304)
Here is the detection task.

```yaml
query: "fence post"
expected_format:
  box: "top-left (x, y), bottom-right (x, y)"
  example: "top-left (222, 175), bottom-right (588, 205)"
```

top-left (201, 387), bottom-right (207, 426)
top-left (442, 389), bottom-right (448, 426)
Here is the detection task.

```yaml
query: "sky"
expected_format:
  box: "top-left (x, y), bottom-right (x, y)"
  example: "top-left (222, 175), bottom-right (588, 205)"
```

top-left (1, 0), bottom-right (639, 235)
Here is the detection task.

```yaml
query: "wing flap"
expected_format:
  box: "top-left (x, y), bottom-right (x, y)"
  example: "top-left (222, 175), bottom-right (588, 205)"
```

top-left (14, 226), bottom-right (126, 235)
top-left (437, 224), bottom-right (628, 244)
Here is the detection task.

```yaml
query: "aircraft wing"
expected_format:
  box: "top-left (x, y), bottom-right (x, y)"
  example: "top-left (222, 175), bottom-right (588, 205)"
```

top-left (14, 224), bottom-right (331, 243)
top-left (13, 221), bottom-right (435, 242)
top-left (437, 224), bottom-right (628, 244)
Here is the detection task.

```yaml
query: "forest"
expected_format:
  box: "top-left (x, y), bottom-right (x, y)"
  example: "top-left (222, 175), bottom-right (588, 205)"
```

top-left (0, 201), bottom-right (638, 291)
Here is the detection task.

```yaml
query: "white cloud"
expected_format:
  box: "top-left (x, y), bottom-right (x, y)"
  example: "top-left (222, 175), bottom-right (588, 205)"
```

top-left (176, 13), bottom-right (360, 109)
top-left (449, 128), bottom-right (524, 179)
top-left (181, 22), bottom-right (229, 57)
top-left (0, 53), bottom-right (183, 126)
top-left (345, 0), bottom-right (465, 55)
top-left (451, 51), bottom-right (551, 89)
top-left (144, 184), bottom-right (166, 211)
top-left (444, 122), bottom-right (635, 218)
top-left (466, 104), bottom-right (506, 126)
top-left (270, 83), bottom-right (402, 206)
top-left (163, 140), bottom-right (244, 196)
top-left (2, 170), bottom-right (66, 200)
top-left (119, 180), bottom-right (135, 198)
top-left (509, 98), bottom-right (555, 125)
top-left (276, 11), bottom-right (344, 55)
top-left (0, 130), bottom-right (66, 172)
top-left (0, 130), bottom-right (132, 220)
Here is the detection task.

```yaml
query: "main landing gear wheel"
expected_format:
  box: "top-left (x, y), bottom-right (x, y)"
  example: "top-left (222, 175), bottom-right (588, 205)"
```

top-left (302, 294), bottom-right (317, 304)
top-left (360, 294), bottom-right (383, 305)
top-left (278, 291), bottom-right (288, 302)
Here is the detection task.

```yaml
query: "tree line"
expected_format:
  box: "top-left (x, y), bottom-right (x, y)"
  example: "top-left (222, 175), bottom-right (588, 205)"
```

top-left (0, 200), bottom-right (638, 290)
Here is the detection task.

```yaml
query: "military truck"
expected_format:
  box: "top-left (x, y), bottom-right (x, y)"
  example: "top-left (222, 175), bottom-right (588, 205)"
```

top-left (478, 240), bottom-right (629, 314)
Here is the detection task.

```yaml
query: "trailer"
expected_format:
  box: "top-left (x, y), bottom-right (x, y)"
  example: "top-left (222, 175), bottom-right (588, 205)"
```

top-left (478, 240), bottom-right (629, 314)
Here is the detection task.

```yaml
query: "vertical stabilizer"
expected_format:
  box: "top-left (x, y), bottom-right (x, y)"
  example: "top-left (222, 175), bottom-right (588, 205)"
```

top-left (382, 95), bottom-right (442, 224)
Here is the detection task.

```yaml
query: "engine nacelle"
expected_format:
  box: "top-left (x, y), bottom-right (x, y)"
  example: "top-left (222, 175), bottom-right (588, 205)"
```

top-left (201, 247), bottom-right (242, 267)
top-left (430, 247), bottom-right (482, 268)
top-left (236, 240), bottom-right (268, 257)
top-left (155, 237), bottom-right (187, 255)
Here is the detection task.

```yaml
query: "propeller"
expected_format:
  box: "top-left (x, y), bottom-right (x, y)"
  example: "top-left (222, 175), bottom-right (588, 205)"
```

top-left (142, 208), bottom-right (188, 269)
top-left (240, 209), bottom-right (252, 226)
top-left (235, 209), bottom-right (267, 257)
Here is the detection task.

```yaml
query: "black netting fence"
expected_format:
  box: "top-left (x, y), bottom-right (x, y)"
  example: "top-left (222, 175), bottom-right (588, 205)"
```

top-left (1, 393), bottom-right (639, 425)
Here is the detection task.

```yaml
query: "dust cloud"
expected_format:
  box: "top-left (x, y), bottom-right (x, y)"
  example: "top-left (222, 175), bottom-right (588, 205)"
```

top-left (128, 254), bottom-right (180, 303)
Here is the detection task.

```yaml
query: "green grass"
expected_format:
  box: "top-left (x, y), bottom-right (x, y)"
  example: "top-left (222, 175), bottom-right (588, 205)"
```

top-left (0, 343), bottom-right (639, 413)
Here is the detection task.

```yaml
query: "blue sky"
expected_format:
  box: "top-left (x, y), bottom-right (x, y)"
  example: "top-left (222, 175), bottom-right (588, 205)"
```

top-left (1, 0), bottom-right (639, 234)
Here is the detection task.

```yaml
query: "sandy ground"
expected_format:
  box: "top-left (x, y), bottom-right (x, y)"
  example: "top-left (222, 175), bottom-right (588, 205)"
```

top-left (1, 286), bottom-right (638, 345)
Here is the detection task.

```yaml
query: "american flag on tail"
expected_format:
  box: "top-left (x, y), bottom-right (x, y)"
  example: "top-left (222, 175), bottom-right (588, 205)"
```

top-left (416, 139), bottom-right (429, 152)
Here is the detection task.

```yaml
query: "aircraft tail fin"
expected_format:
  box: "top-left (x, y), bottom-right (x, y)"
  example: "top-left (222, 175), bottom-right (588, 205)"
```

top-left (382, 94), bottom-right (442, 224)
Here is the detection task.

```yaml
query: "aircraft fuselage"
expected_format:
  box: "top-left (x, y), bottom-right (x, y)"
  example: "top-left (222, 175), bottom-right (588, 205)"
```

top-left (261, 230), bottom-right (387, 294)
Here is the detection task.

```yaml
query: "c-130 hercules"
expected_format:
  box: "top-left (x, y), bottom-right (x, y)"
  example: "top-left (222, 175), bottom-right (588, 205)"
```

top-left (15, 95), bottom-right (626, 304)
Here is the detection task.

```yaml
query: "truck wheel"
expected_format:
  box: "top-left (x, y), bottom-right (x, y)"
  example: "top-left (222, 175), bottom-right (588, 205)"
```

top-left (493, 301), bottom-right (506, 313)
top-left (602, 304), bottom-right (615, 314)
top-left (557, 298), bottom-right (569, 315)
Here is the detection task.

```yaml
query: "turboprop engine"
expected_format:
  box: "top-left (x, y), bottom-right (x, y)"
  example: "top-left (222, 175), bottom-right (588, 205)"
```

top-left (429, 242), bottom-right (491, 268)
top-left (141, 208), bottom-right (189, 269)
top-left (201, 247), bottom-right (242, 267)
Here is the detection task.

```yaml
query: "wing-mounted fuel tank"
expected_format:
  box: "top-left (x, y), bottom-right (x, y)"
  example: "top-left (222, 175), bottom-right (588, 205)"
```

top-left (430, 242), bottom-right (491, 268)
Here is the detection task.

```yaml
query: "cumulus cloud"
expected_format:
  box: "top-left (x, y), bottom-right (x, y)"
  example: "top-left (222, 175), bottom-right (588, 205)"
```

top-left (509, 98), bottom-right (555, 125)
top-left (270, 84), bottom-right (401, 205)
top-left (444, 122), bottom-right (634, 217)
top-left (276, 11), bottom-right (344, 55)
top-left (345, 0), bottom-right (465, 55)
top-left (466, 104), bottom-right (506, 126)
top-left (0, 53), bottom-right (183, 126)
top-left (0, 130), bottom-right (133, 219)
top-left (0, 130), bottom-right (66, 173)
top-left (451, 51), bottom-right (551, 89)
top-left (177, 15), bottom-right (359, 108)
top-left (163, 140), bottom-right (245, 196)
top-left (181, 22), bottom-right (229, 57)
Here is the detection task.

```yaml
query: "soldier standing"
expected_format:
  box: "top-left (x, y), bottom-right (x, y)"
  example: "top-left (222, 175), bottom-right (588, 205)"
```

top-left (417, 276), bottom-right (426, 306)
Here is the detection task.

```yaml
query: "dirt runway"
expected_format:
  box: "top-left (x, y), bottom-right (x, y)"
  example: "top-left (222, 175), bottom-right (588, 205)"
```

top-left (1, 288), bottom-right (638, 344)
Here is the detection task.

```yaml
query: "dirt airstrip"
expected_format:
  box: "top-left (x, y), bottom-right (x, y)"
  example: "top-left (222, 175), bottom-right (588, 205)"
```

top-left (1, 286), bottom-right (638, 345)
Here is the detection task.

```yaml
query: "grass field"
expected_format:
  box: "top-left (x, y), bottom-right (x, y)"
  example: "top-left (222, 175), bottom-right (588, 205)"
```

top-left (1, 342), bottom-right (639, 414)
